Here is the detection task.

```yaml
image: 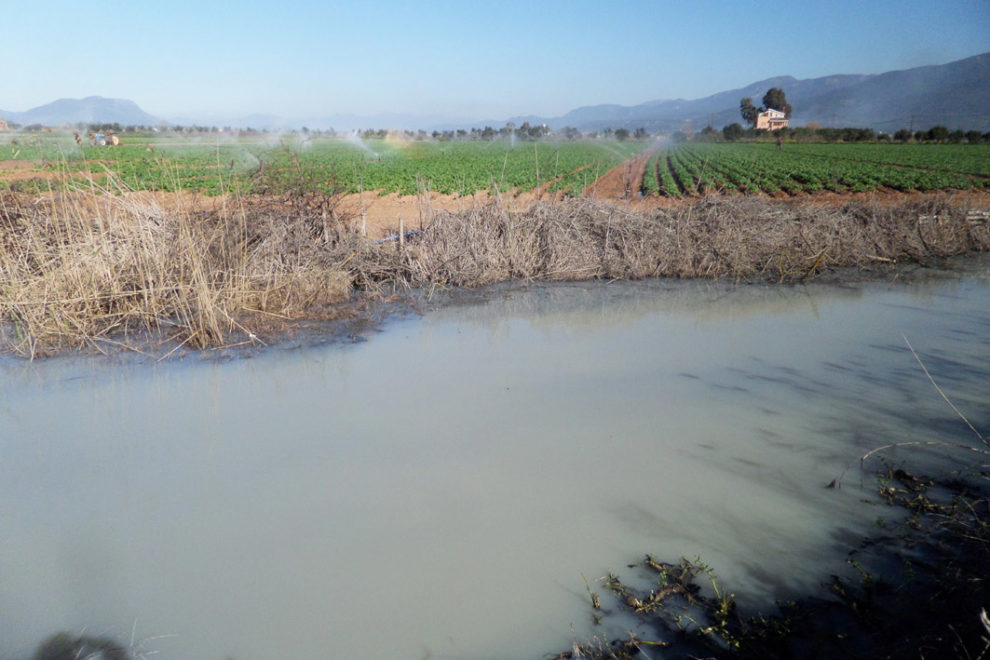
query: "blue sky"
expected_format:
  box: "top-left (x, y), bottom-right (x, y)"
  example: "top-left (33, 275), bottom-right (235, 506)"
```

top-left (6, 0), bottom-right (989, 122)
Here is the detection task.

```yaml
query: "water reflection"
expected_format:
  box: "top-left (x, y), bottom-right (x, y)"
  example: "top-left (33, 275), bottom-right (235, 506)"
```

top-left (2, 257), bottom-right (988, 659)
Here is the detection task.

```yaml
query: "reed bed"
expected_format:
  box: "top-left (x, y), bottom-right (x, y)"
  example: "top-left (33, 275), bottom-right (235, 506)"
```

top-left (1, 188), bottom-right (987, 358)
top-left (0, 187), bottom-right (353, 358)
top-left (368, 194), bottom-right (989, 286)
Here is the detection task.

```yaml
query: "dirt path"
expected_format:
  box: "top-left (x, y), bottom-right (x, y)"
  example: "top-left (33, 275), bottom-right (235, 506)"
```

top-left (583, 146), bottom-right (659, 199)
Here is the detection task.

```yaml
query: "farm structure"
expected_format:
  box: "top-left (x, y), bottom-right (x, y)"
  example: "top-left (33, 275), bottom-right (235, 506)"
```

top-left (756, 108), bottom-right (788, 130)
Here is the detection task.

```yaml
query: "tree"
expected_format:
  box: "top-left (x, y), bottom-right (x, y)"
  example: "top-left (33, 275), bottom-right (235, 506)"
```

top-left (740, 97), bottom-right (758, 127)
top-left (562, 126), bottom-right (581, 140)
top-left (761, 88), bottom-right (793, 118)
top-left (614, 128), bottom-right (631, 141)
top-left (927, 125), bottom-right (949, 142)
top-left (723, 123), bottom-right (744, 141)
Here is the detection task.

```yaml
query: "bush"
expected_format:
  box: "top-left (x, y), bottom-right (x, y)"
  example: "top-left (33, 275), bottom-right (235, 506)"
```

top-left (722, 123), bottom-right (744, 141)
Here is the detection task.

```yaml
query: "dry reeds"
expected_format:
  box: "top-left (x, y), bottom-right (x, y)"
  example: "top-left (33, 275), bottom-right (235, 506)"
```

top-left (1, 188), bottom-right (987, 358)
top-left (364, 194), bottom-right (990, 288)
top-left (0, 186), bottom-right (354, 358)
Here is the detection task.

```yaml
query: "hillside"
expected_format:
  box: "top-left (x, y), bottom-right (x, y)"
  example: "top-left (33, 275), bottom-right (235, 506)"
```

top-left (511, 52), bottom-right (990, 133)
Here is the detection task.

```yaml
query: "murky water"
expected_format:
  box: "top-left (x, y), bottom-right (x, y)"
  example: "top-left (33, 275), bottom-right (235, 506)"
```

top-left (2, 258), bottom-right (989, 659)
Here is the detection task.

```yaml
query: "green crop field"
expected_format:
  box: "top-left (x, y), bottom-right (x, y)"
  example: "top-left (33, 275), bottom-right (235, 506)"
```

top-left (641, 143), bottom-right (990, 196)
top-left (5, 134), bottom-right (988, 199)
top-left (0, 133), bottom-right (647, 197)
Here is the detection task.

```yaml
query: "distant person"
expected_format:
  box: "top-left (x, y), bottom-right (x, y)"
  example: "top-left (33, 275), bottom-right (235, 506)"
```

top-left (776, 136), bottom-right (782, 151)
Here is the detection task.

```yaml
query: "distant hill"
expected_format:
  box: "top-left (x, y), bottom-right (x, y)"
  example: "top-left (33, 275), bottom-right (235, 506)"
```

top-left (0, 96), bottom-right (159, 127)
top-left (2, 52), bottom-right (987, 132)
top-left (502, 52), bottom-right (990, 133)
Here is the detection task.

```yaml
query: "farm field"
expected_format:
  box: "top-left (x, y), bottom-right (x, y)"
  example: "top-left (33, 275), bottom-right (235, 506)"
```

top-left (0, 133), bottom-right (646, 198)
top-left (4, 134), bottom-right (990, 241)
top-left (640, 142), bottom-right (990, 196)
top-left (3, 134), bottom-right (988, 203)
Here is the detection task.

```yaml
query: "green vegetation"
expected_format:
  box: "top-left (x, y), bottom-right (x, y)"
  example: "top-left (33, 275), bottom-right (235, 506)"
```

top-left (0, 132), bottom-right (646, 197)
top-left (7, 129), bottom-right (987, 200)
top-left (739, 98), bottom-right (758, 128)
top-left (641, 143), bottom-right (990, 196)
top-left (640, 151), bottom-right (661, 195)
top-left (761, 87), bottom-right (792, 117)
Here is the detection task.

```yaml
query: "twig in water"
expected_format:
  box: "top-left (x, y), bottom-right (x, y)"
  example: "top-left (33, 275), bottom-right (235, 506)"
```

top-left (830, 335), bottom-right (989, 488)
top-left (902, 333), bottom-right (986, 447)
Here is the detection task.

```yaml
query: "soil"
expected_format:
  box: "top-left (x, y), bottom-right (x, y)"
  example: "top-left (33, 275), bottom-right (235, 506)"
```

top-left (0, 160), bottom-right (49, 182)
top-left (299, 175), bottom-right (990, 239)
top-left (583, 146), bottom-right (659, 199)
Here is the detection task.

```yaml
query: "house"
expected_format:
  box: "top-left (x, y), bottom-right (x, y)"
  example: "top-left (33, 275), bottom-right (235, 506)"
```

top-left (0, 118), bottom-right (8, 132)
top-left (756, 108), bottom-right (788, 131)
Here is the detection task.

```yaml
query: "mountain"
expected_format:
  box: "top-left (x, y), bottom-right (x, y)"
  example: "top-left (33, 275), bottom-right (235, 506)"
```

top-left (791, 53), bottom-right (990, 131)
top-left (2, 53), bottom-right (987, 132)
top-left (0, 96), bottom-right (159, 127)
top-left (497, 52), bottom-right (989, 133)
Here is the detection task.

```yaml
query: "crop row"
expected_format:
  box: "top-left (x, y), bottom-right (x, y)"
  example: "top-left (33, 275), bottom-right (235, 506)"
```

top-left (641, 143), bottom-right (990, 196)
top-left (0, 135), bottom-right (648, 197)
top-left (779, 143), bottom-right (990, 178)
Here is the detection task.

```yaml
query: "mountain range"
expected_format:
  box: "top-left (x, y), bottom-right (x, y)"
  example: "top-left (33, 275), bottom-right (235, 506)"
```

top-left (504, 51), bottom-right (989, 133)
top-left (2, 52), bottom-right (988, 133)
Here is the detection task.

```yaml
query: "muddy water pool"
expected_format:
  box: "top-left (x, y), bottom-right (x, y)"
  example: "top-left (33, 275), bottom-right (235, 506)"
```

top-left (2, 258), bottom-right (988, 659)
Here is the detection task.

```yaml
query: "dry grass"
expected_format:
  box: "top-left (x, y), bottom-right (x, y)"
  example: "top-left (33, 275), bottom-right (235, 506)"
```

top-left (1, 187), bottom-right (987, 358)
top-left (368, 194), bottom-right (989, 287)
top-left (0, 185), bottom-right (354, 358)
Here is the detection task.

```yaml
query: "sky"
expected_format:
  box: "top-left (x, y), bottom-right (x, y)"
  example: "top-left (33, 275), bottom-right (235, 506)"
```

top-left (5, 0), bottom-right (989, 123)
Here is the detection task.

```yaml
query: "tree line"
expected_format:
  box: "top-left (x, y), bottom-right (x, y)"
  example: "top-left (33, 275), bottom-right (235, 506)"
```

top-left (712, 123), bottom-right (990, 144)
top-left (5, 93), bottom-right (988, 145)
